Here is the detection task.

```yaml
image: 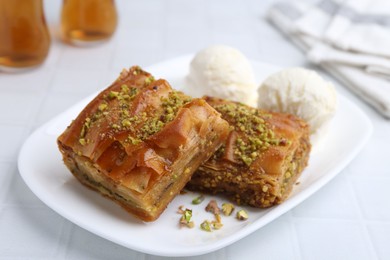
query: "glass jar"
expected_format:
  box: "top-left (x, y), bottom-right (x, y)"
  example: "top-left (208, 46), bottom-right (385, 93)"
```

top-left (0, 0), bottom-right (51, 71)
top-left (61, 0), bottom-right (118, 46)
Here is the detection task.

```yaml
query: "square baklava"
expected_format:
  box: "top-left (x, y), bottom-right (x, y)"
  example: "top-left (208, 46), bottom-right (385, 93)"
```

top-left (57, 67), bottom-right (230, 221)
top-left (186, 96), bottom-right (311, 207)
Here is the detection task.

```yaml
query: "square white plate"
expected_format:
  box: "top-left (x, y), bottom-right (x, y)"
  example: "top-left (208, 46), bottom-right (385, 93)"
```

top-left (18, 55), bottom-right (372, 257)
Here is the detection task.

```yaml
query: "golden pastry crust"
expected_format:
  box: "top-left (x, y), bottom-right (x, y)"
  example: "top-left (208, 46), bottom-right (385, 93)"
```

top-left (57, 67), bottom-right (230, 221)
top-left (186, 96), bottom-right (311, 207)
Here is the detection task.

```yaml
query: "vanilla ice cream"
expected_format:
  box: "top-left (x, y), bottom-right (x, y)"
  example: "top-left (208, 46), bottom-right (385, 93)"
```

top-left (257, 68), bottom-right (337, 143)
top-left (186, 45), bottom-right (257, 107)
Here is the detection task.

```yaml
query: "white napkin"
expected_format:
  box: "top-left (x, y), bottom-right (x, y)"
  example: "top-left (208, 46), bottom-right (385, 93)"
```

top-left (268, 0), bottom-right (390, 119)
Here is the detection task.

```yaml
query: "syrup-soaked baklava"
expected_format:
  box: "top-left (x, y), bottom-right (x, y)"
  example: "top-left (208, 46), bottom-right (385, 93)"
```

top-left (186, 96), bottom-right (311, 208)
top-left (57, 67), bottom-right (230, 222)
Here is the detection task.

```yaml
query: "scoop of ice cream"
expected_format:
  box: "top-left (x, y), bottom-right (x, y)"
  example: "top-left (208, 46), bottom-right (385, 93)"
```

top-left (257, 68), bottom-right (337, 143)
top-left (186, 45), bottom-right (257, 107)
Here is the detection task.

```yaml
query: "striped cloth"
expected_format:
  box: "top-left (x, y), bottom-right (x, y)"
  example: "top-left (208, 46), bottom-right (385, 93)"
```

top-left (268, 0), bottom-right (390, 118)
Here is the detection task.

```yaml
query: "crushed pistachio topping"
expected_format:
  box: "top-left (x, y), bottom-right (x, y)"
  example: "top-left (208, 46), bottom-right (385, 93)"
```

top-left (212, 213), bottom-right (223, 229)
top-left (78, 117), bottom-right (92, 145)
top-left (178, 206), bottom-right (194, 228)
top-left (236, 209), bottom-right (248, 221)
top-left (79, 67), bottom-right (160, 145)
top-left (214, 213), bottom-right (222, 223)
top-left (212, 221), bottom-right (223, 230)
top-left (79, 138), bottom-right (87, 146)
top-left (177, 205), bottom-right (186, 214)
top-left (177, 200), bottom-right (252, 231)
top-left (80, 117), bottom-right (91, 138)
top-left (200, 218), bottom-right (223, 232)
top-left (112, 123), bottom-right (120, 129)
top-left (98, 102), bottom-right (108, 111)
top-left (160, 91), bottom-right (191, 123)
top-left (133, 91), bottom-right (191, 141)
top-left (108, 91), bottom-right (119, 99)
top-left (144, 76), bottom-right (155, 85)
top-left (118, 68), bottom-right (131, 80)
top-left (138, 118), bottom-right (165, 139)
top-left (78, 82), bottom-right (191, 148)
top-left (205, 199), bottom-right (220, 215)
top-left (131, 66), bottom-right (143, 76)
top-left (127, 136), bottom-right (141, 145)
top-left (213, 103), bottom-right (283, 166)
top-left (78, 83), bottom-right (140, 144)
top-left (192, 195), bottom-right (205, 205)
top-left (200, 220), bottom-right (212, 232)
top-left (222, 203), bottom-right (235, 216)
top-left (200, 211), bottom-right (223, 232)
top-left (107, 84), bottom-right (139, 132)
top-left (201, 200), bottom-right (224, 231)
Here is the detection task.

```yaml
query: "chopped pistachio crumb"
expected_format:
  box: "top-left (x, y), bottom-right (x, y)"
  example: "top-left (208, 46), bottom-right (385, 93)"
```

top-left (200, 220), bottom-right (212, 232)
top-left (121, 119), bottom-right (132, 127)
top-left (179, 207), bottom-right (194, 229)
top-left (121, 84), bottom-right (129, 92)
top-left (222, 203), bottom-right (235, 216)
top-left (116, 90), bottom-right (191, 142)
top-left (177, 205), bottom-right (185, 214)
top-left (205, 200), bottom-right (220, 215)
top-left (111, 123), bottom-right (120, 130)
top-left (79, 138), bottom-right (86, 146)
top-left (132, 66), bottom-right (142, 75)
top-left (242, 156), bottom-right (253, 166)
top-left (236, 209), bottom-right (248, 221)
top-left (211, 221), bottom-right (223, 230)
top-left (183, 209), bottom-right (192, 222)
top-left (192, 195), bottom-right (205, 205)
top-left (127, 136), bottom-right (141, 145)
top-left (214, 213), bottom-right (222, 223)
top-left (201, 216), bottom-right (223, 231)
top-left (108, 91), bottom-right (119, 99)
top-left (79, 117), bottom-right (91, 138)
top-left (98, 103), bottom-right (108, 111)
top-left (144, 76), bottom-right (155, 85)
top-left (213, 102), bottom-right (285, 166)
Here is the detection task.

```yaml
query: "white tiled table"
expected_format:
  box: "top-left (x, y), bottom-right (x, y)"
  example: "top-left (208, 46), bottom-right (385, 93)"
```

top-left (1, 0), bottom-right (389, 259)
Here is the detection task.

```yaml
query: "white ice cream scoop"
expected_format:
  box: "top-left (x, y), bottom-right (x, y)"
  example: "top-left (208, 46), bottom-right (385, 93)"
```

top-left (257, 67), bottom-right (338, 144)
top-left (186, 45), bottom-right (257, 107)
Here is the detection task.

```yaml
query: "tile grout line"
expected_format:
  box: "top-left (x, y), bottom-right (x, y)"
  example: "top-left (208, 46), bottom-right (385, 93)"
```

top-left (345, 173), bottom-right (379, 260)
top-left (287, 211), bottom-right (304, 260)
top-left (25, 67), bottom-right (59, 134)
top-left (58, 221), bottom-right (76, 260)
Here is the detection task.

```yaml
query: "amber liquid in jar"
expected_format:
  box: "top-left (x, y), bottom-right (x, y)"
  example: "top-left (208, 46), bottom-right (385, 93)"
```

top-left (61, 0), bottom-right (118, 45)
top-left (0, 0), bottom-right (51, 71)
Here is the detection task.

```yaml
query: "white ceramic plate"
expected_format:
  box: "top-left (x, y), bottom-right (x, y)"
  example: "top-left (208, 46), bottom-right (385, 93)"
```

top-left (18, 55), bottom-right (372, 257)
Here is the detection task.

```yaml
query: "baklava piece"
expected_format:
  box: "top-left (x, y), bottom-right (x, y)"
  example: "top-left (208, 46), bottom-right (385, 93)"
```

top-left (57, 67), bottom-right (230, 222)
top-left (186, 96), bottom-right (311, 207)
